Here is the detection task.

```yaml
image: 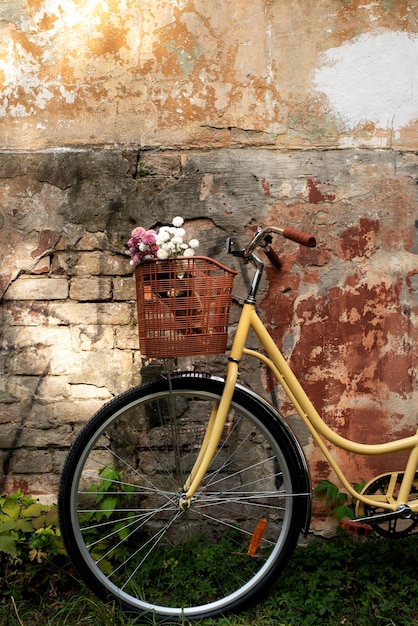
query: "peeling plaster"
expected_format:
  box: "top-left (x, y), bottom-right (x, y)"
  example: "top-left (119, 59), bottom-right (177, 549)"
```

top-left (314, 30), bottom-right (418, 131)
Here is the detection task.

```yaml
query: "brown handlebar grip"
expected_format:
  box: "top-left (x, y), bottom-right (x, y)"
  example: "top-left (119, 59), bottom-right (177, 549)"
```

top-left (282, 227), bottom-right (316, 247)
top-left (264, 246), bottom-right (282, 271)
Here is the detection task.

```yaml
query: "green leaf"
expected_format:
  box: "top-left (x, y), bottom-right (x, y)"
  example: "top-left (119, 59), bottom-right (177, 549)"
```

top-left (0, 534), bottom-right (18, 556)
top-left (32, 515), bottom-right (47, 530)
top-left (14, 518), bottom-right (35, 532)
top-left (45, 506), bottom-right (58, 526)
top-left (100, 497), bottom-right (118, 519)
top-left (0, 520), bottom-right (17, 534)
top-left (332, 504), bottom-right (355, 523)
top-left (22, 503), bottom-right (44, 518)
top-left (114, 521), bottom-right (130, 541)
top-left (1, 498), bottom-right (20, 520)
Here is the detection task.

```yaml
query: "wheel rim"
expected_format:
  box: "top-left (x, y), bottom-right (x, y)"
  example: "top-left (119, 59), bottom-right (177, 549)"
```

top-left (65, 386), bottom-right (297, 618)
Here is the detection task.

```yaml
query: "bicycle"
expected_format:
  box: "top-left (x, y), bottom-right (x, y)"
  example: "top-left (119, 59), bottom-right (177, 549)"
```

top-left (58, 225), bottom-right (418, 622)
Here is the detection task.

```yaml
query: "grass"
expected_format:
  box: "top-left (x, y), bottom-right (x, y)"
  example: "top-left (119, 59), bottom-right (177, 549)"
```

top-left (1, 534), bottom-right (417, 626)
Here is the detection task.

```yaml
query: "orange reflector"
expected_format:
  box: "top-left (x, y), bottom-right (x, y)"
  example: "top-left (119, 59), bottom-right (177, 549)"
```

top-left (247, 517), bottom-right (267, 557)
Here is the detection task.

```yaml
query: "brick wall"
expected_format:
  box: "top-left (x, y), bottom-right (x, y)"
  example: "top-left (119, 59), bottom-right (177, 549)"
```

top-left (1, 217), bottom-right (140, 498)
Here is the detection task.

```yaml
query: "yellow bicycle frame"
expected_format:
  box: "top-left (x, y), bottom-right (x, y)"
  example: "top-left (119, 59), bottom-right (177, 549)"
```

top-left (183, 302), bottom-right (418, 514)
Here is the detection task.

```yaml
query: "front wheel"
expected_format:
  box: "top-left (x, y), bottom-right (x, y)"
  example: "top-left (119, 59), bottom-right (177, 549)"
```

top-left (58, 373), bottom-right (310, 621)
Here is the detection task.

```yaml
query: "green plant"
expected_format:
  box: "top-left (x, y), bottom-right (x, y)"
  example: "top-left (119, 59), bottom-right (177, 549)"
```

top-left (2, 533), bottom-right (418, 625)
top-left (0, 490), bottom-right (64, 564)
top-left (314, 478), bottom-right (366, 523)
top-left (78, 466), bottom-right (137, 573)
top-left (0, 489), bottom-right (67, 600)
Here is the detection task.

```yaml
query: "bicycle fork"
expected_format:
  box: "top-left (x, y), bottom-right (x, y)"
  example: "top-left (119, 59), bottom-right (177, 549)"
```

top-left (178, 359), bottom-right (240, 510)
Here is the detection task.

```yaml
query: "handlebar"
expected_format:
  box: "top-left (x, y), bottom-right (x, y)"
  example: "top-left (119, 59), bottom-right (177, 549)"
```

top-left (226, 225), bottom-right (316, 301)
top-left (227, 225), bottom-right (316, 262)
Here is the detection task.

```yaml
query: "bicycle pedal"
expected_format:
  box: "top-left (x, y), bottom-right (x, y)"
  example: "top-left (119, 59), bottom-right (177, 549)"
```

top-left (339, 518), bottom-right (373, 537)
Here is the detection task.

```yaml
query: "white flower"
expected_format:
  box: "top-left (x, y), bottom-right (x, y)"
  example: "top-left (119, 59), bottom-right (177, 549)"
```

top-left (128, 215), bottom-right (201, 265)
top-left (156, 231), bottom-right (170, 243)
top-left (157, 248), bottom-right (169, 260)
top-left (172, 216), bottom-right (184, 227)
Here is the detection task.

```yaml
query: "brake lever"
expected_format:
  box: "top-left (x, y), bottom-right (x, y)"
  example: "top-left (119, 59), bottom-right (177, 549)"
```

top-left (226, 237), bottom-right (245, 258)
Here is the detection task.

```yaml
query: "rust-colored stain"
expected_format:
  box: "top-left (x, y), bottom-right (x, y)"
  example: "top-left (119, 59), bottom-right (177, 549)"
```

top-left (306, 178), bottom-right (336, 204)
top-left (340, 217), bottom-right (380, 259)
top-left (261, 178), bottom-right (273, 197)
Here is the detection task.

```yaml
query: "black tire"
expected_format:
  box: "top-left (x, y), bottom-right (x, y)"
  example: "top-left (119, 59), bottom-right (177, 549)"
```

top-left (58, 373), bottom-right (310, 621)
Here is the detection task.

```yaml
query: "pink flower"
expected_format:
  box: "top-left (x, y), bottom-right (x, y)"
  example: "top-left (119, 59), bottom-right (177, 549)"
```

top-left (141, 229), bottom-right (157, 245)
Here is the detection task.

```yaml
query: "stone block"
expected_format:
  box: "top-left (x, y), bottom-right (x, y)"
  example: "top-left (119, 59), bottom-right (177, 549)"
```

top-left (69, 349), bottom-right (135, 395)
top-left (37, 376), bottom-right (70, 402)
top-left (69, 384), bottom-right (112, 400)
top-left (113, 276), bottom-right (136, 300)
top-left (11, 449), bottom-right (54, 474)
top-left (75, 231), bottom-right (109, 251)
top-left (115, 326), bottom-right (139, 350)
top-left (74, 252), bottom-right (132, 276)
top-left (5, 326), bottom-right (72, 351)
top-left (8, 346), bottom-right (52, 376)
top-left (1, 302), bottom-right (51, 326)
top-left (0, 475), bottom-right (60, 503)
top-left (29, 400), bottom-right (103, 430)
top-left (0, 377), bottom-right (40, 402)
top-left (71, 325), bottom-right (115, 351)
top-left (31, 257), bottom-right (51, 274)
top-left (4, 277), bottom-right (69, 300)
top-left (48, 302), bottom-right (133, 325)
top-left (70, 277), bottom-right (112, 301)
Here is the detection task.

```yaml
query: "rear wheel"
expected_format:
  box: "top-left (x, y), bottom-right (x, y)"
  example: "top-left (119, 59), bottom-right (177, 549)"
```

top-left (59, 374), bottom-right (310, 621)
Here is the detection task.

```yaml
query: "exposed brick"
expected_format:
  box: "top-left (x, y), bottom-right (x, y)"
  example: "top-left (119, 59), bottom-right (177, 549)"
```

top-left (115, 326), bottom-right (139, 350)
top-left (70, 277), bottom-right (112, 301)
top-left (11, 449), bottom-right (54, 474)
top-left (48, 302), bottom-right (133, 325)
top-left (113, 276), bottom-right (136, 300)
top-left (71, 325), bottom-right (115, 351)
top-left (4, 277), bottom-right (68, 301)
top-left (1, 145), bottom-right (418, 538)
top-left (74, 252), bottom-right (132, 276)
top-left (1, 302), bottom-right (51, 326)
top-left (69, 384), bottom-right (112, 400)
top-left (75, 232), bottom-right (109, 251)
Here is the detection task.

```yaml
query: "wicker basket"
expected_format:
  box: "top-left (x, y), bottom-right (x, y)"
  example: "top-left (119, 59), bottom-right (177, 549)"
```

top-left (135, 256), bottom-right (237, 358)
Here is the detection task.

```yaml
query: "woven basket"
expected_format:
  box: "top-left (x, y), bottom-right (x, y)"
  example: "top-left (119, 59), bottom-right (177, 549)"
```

top-left (135, 256), bottom-right (237, 358)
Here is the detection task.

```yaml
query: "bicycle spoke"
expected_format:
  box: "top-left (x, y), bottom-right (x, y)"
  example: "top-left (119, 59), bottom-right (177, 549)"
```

top-left (59, 377), bottom-right (308, 620)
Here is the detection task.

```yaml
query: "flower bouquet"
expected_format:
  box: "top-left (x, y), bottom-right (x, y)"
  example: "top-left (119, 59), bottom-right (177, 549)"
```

top-left (127, 216), bottom-right (199, 266)
top-left (129, 218), bottom-right (236, 359)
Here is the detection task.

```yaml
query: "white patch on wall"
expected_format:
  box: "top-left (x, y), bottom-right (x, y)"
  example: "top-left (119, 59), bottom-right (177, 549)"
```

top-left (314, 30), bottom-right (418, 131)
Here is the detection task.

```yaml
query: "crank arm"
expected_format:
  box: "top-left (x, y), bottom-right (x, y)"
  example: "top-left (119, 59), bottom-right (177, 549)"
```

top-left (353, 503), bottom-right (413, 526)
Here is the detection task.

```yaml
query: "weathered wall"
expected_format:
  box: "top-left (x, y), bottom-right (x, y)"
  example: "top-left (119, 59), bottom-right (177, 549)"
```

top-left (1, 1), bottom-right (418, 149)
top-left (1, 0), bottom-right (418, 533)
